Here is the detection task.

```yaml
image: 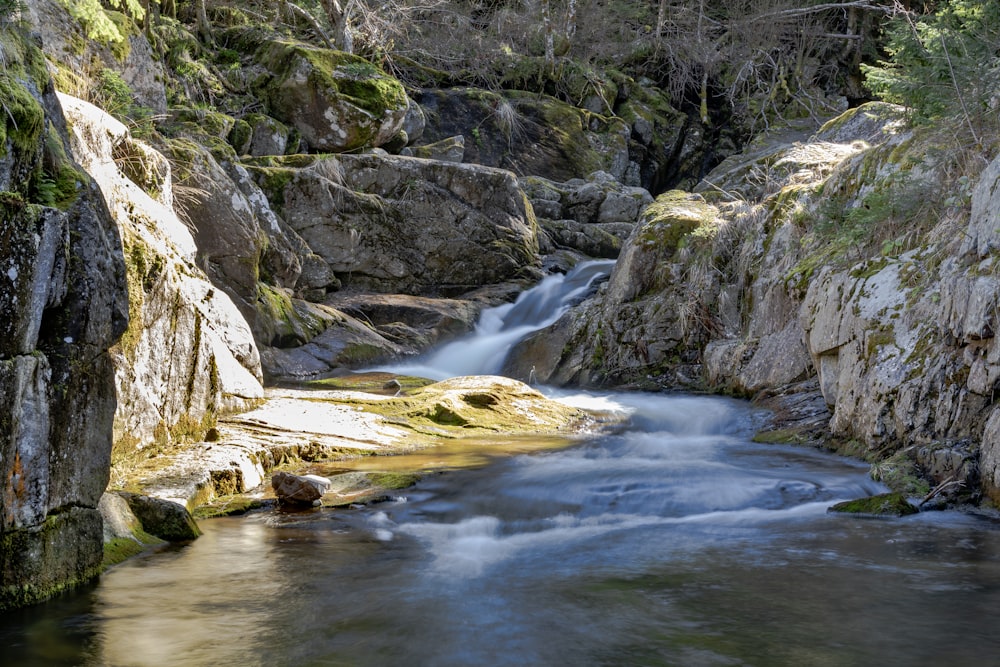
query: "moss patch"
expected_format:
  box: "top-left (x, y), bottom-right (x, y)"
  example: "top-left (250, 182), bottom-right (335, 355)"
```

top-left (828, 492), bottom-right (918, 517)
top-left (306, 372), bottom-right (434, 395)
top-left (0, 69), bottom-right (45, 157)
top-left (101, 527), bottom-right (163, 569)
top-left (638, 190), bottom-right (719, 255)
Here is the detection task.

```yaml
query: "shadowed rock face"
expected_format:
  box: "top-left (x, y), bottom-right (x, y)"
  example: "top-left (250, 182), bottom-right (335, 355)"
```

top-left (0, 34), bottom-right (128, 609)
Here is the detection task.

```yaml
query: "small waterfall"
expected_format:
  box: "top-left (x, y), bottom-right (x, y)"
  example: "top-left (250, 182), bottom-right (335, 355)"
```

top-left (378, 260), bottom-right (615, 380)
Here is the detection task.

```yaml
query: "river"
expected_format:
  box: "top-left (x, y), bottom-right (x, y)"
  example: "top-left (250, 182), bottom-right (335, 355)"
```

top-left (3, 262), bottom-right (1000, 666)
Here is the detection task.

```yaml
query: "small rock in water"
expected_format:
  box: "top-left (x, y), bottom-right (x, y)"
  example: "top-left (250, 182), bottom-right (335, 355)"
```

top-left (272, 471), bottom-right (332, 506)
top-left (828, 492), bottom-right (919, 517)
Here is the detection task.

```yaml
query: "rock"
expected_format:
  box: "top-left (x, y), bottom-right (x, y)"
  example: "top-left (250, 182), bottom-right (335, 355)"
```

top-left (252, 39), bottom-right (408, 152)
top-left (0, 32), bottom-right (128, 609)
top-left (118, 493), bottom-right (201, 541)
top-left (259, 308), bottom-right (404, 382)
top-left (540, 219), bottom-right (631, 258)
top-left (26, 0), bottom-right (168, 114)
top-left (407, 135), bottom-right (465, 162)
top-left (521, 172), bottom-right (653, 227)
top-left (99, 493), bottom-right (144, 543)
top-left (363, 375), bottom-right (594, 436)
top-left (259, 153), bottom-right (539, 295)
top-left (401, 97), bottom-right (426, 145)
top-left (245, 113), bottom-right (296, 157)
top-left (325, 292), bottom-right (481, 351)
top-left (418, 87), bottom-right (623, 182)
top-left (272, 471), bottom-right (332, 505)
top-left (58, 93), bottom-right (265, 451)
top-left (828, 493), bottom-right (918, 517)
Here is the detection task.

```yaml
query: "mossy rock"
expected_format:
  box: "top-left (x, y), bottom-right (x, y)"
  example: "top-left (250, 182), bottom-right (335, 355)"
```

top-left (118, 492), bottom-right (202, 541)
top-left (252, 38), bottom-right (408, 152)
top-left (828, 492), bottom-right (918, 517)
top-left (346, 375), bottom-right (590, 439)
top-left (638, 190), bottom-right (720, 255)
top-left (0, 31), bottom-right (48, 162)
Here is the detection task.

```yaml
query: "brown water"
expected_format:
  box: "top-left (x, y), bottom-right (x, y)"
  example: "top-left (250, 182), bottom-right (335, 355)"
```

top-left (3, 392), bottom-right (1000, 666)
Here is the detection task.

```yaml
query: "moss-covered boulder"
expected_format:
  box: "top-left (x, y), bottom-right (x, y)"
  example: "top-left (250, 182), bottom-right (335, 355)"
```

top-left (253, 39), bottom-right (408, 153)
top-left (828, 493), bottom-right (918, 517)
top-left (118, 492), bottom-right (201, 540)
top-left (417, 86), bottom-right (624, 183)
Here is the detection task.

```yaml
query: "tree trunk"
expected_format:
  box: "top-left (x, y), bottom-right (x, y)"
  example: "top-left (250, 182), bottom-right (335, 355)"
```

top-left (320, 0), bottom-right (354, 53)
top-left (196, 0), bottom-right (214, 45)
top-left (542, 0), bottom-right (555, 71)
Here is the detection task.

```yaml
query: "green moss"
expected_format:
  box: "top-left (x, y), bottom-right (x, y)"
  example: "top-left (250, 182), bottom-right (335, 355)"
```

top-left (865, 324), bottom-right (897, 360)
top-left (828, 492), bottom-right (918, 517)
top-left (306, 372), bottom-right (434, 394)
top-left (638, 190), bottom-right (719, 256)
top-left (227, 118), bottom-right (252, 154)
top-left (115, 235), bottom-right (166, 360)
top-left (870, 449), bottom-right (930, 496)
top-left (101, 527), bottom-right (162, 569)
top-left (192, 496), bottom-right (270, 519)
top-left (367, 472), bottom-right (421, 490)
top-left (258, 39), bottom-right (406, 116)
top-left (245, 164), bottom-right (298, 211)
top-left (752, 428), bottom-right (811, 446)
top-left (0, 71), bottom-right (45, 157)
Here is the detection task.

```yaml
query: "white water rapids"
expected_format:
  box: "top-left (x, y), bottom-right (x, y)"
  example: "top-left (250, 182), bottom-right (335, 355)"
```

top-left (375, 259), bottom-right (615, 380)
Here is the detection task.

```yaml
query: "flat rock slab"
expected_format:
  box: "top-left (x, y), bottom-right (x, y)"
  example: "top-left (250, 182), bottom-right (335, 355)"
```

top-left (127, 377), bottom-right (614, 512)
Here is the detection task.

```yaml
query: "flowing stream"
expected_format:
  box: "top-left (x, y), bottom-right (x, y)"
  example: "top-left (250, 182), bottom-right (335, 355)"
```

top-left (4, 262), bottom-right (1000, 666)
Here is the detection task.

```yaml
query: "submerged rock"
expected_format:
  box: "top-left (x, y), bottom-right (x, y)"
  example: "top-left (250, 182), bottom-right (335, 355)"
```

top-left (828, 493), bottom-right (918, 517)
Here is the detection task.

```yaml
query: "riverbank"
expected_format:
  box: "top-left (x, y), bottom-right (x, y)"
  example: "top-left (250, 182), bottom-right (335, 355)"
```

top-left (106, 374), bottom-right (625, 526)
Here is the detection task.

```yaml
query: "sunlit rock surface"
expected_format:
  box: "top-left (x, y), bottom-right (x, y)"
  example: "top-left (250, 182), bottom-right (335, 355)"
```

top-left (58, 94), bottom-right (264, 452)
top-left (127, 376), bottom-right (612, 509)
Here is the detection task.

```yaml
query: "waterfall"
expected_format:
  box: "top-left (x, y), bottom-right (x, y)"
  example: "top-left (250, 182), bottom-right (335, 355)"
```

top-left (377, 260), bottom-right (615, 380)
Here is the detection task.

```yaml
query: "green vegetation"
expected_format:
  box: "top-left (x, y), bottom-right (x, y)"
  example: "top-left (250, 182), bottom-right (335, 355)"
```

top-left (828, 492), bottom-right (919, 517)
top-left (864, 0), bottom-right (1000, 149)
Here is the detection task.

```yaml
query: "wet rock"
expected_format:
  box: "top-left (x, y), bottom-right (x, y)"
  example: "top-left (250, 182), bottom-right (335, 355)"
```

top-left (272, 471), bottom-right (332, 506)
top-left (118, 493), bottom-right (201, 541)
top-left (828, 493), bottom-right (918, 517)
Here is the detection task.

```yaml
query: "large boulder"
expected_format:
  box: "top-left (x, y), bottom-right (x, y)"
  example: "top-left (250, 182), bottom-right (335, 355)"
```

top-left (0, 33), bottom-right (128, 609)
top-left (250, 153), bottom-right (540, 295)
top-left (416, 83), bottom-right (693, 191)
top-left (253, 39), bottom-right (408, 153)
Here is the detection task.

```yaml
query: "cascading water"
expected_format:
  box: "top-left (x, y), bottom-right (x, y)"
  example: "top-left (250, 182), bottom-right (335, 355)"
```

top-left (376, 259), bottom-right (615, 380)
top-left (5, 261), bottom-right (1000, 667)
